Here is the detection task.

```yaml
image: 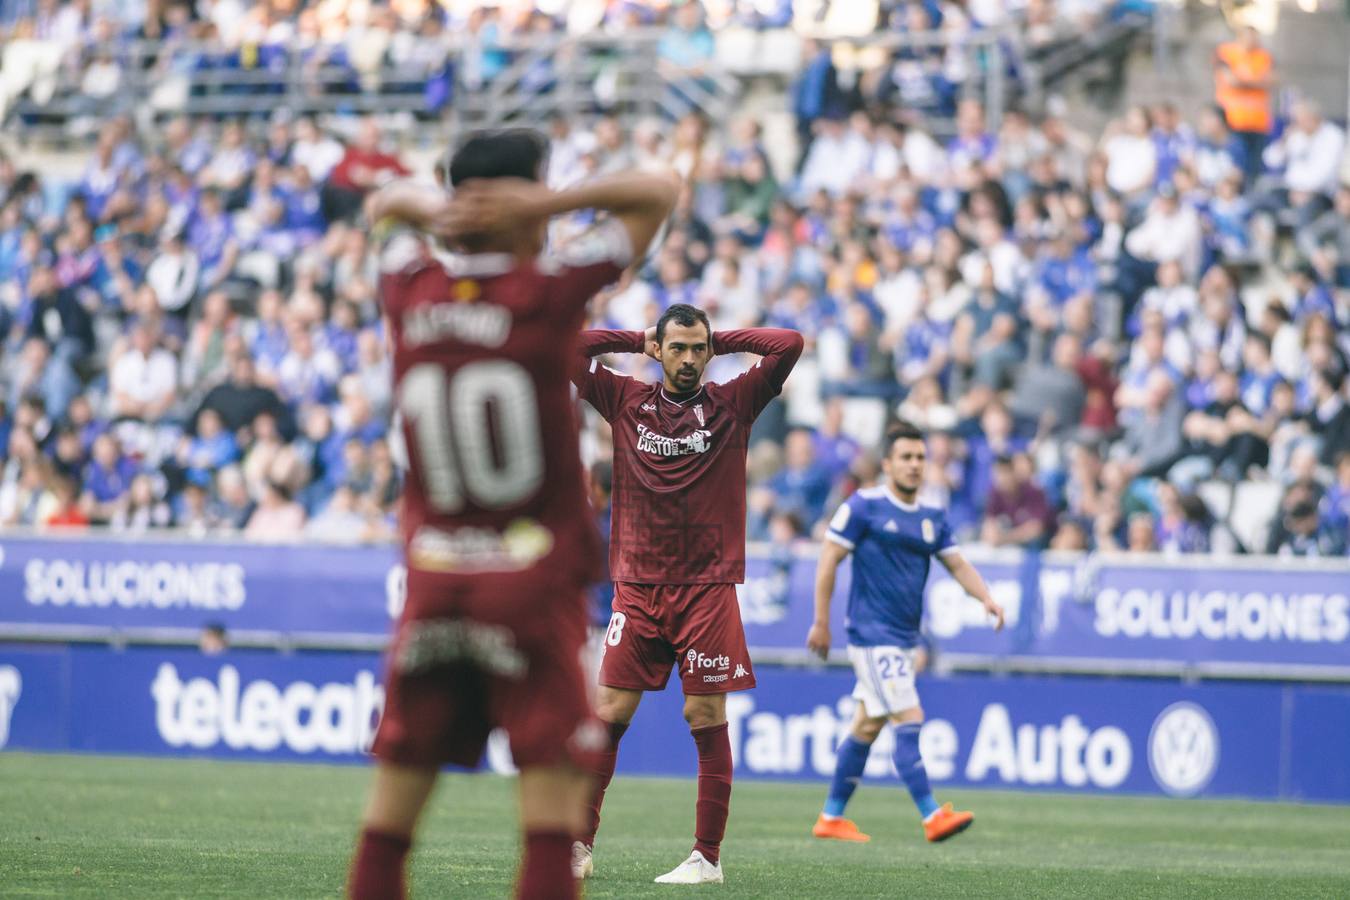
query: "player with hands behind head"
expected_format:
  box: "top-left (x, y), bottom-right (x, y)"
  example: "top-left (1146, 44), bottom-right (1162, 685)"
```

top-left (348, 129), bottom-right (678, 900)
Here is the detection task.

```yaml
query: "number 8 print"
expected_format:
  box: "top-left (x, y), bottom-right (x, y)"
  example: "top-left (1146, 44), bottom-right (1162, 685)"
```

top-left (604, 612), bottom-right (627, 647)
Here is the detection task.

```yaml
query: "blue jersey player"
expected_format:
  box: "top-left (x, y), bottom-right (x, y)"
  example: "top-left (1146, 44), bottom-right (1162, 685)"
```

top-left (806, 422), bottom-right (1004, 844)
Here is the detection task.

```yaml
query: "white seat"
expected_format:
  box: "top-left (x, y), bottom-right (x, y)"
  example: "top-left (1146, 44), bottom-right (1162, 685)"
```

top-left (1195, 480), bottom-right (1233, 522)
top-left (1229, 480), bottom-right (1282, 553)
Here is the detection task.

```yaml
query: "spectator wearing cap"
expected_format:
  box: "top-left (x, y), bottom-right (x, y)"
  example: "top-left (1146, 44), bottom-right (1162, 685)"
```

top-left (1123, 180), bottom-right (1203, 285)
top-left (981, 453), bottom-right (1055, 549)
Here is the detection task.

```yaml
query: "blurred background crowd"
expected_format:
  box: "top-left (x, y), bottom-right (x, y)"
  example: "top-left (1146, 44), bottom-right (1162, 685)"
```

top-left (0, 0), bottom-right (1347, 560)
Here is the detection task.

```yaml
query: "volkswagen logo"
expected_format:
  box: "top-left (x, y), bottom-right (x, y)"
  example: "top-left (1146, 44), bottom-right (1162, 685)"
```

top-left (1148, 702), bottom-right (1219, 796)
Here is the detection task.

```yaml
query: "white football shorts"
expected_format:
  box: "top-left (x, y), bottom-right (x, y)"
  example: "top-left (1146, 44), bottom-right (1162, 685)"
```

top-left (847, 644), bottom-right (920, 717)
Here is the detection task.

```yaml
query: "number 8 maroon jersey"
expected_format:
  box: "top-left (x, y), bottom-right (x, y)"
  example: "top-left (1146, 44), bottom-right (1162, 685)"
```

top-left (379, 221), bottom-right (632, 596)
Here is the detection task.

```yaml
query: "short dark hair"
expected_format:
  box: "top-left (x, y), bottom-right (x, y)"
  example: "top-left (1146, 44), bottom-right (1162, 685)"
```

top-left (655, 303), bottom-right (711, 345)
top-left (882, 421), bottom-right (925, 455)
top-left (444, 128), bottom-right (549, 187)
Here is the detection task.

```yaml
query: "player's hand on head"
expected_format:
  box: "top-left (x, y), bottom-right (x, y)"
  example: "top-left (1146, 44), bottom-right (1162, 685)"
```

top-left (806, 622), bottom-right (831, 660)
top-left (644, 325), bottom-right (659, 360)
top-left (435, 178), bottom-right (552, 243)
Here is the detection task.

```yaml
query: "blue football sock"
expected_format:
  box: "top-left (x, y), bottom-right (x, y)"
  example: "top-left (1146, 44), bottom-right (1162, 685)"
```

top-left (892, 722), bottom-right (939, 819)
top-left (822, 735), bottom-right (872, 817)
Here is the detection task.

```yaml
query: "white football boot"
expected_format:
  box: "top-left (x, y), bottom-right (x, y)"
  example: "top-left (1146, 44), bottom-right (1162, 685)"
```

top-left (571, 841), bottom-right (594, 879)
top-left (653, 850), bottom-right (724, 885)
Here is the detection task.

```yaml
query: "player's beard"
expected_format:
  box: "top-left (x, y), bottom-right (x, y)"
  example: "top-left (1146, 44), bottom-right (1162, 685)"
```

top-left (672, 366), bottom-right (699, 389)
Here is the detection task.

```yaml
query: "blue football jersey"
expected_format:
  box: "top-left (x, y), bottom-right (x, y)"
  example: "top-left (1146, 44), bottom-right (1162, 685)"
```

top-left (825, 486), bottom-right (957, 648)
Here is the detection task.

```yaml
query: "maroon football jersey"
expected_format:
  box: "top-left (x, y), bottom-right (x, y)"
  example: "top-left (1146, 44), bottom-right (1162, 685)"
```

top-left (574, 328), bottom-right (803, 585)
top-left (379, 220), bottom-right (633, 592)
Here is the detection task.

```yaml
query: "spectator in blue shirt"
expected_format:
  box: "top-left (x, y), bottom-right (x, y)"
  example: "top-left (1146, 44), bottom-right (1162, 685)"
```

top-left (768, 429), bottom-right (835, 529)
top-left (82, 432), bottom-right (138, 523)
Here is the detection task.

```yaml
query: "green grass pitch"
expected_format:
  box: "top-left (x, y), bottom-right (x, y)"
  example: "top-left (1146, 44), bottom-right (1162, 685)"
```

top-left (1, 752), bottom-right (1348, 898)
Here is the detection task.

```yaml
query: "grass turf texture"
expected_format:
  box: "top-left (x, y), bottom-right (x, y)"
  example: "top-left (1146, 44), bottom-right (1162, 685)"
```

top-left (2, 753), bottom-right (1348, 898)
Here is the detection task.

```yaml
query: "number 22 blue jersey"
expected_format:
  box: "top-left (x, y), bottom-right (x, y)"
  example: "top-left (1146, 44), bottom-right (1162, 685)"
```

top-left (825, 486), bottom-right (957, 649)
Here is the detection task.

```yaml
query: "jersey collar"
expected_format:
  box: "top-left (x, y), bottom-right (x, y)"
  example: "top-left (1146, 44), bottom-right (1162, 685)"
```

top-left (428, 245), bottom-right (517, 277)
top-left (883, 485), bottom-right (920, 512)
top-left (659, 386), bottom-right (705, 406)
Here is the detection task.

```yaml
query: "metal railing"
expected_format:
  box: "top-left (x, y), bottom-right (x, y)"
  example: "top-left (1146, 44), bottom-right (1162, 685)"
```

top-left (4, 30), bottom-right (742, 143)
top-left (2, 14), bottom-right (1152, 148)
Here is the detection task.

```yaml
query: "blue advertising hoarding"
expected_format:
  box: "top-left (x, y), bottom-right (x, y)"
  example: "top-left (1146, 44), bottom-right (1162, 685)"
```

top-left (2, 643), bottom-right (1347, 803)
top-left (1, 534), bottom-right (1348, 670)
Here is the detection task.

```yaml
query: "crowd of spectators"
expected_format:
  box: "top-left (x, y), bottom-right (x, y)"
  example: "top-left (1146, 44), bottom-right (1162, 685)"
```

top-left (0, 10), bottom-right (1348, 559)
top-left (0, 0), bottom-right (1136, 132)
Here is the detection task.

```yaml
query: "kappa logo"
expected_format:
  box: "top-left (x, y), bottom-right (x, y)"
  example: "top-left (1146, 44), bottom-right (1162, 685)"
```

top-left (733, 663), bottom-right (749, 679)
top-left (1148, 702), bottom-right (1219, 796)
top-left (0, 665), bottom-right (20, 749)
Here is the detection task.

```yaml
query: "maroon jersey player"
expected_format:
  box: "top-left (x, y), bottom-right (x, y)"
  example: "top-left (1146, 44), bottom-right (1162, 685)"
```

top-left (346, 130), bottom-right (678, 900)
top-left (572, 304), bottom-right (803, 884)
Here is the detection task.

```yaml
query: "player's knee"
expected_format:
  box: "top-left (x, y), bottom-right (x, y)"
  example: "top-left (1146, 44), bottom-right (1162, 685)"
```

top-left (595, 687), bottom-right (641, 725)
top-left (891, 707), bottom-right (925, 726)
top-left (852, 717), bottom-right (886, 743)
top-left (682, 696), bottom-right (725, 730)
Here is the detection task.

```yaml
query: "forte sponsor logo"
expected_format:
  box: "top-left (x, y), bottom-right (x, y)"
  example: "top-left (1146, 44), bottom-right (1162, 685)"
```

top-left (151, 664), bottom-right (383, 755)
top-left (686, 649), bottom-right (731, 674)
top-left (725, 696), bottom-right (1133, 790)
top-left (1095, 589), bottom-right (1349, 643)
top-left (22, 559), bottom-right (246, 611)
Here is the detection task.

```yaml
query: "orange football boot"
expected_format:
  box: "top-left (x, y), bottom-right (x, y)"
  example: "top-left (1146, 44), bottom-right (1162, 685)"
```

top-left (923, 802), bottom-right (974, 842)
top-left (812, 814), bottom-right (871, 842)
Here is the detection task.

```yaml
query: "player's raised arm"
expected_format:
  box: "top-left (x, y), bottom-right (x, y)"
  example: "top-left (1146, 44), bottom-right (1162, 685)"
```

top-left (937, 549), bottom-right (1006, 631)
top-left (713, 328), bottom-right (805, 387)
top-left (363, 179), bottom-right (450, 231)
top-left (444, 169), bottom-right (680, 262)
top-left (572, 329), bottom-right (647, 422)
top-left (714, 328), bottom-right (805, 423)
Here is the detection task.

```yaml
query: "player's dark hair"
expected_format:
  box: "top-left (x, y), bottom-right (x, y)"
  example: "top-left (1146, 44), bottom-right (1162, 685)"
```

top-left (882, 421), bottom-right (925, 455)
top-left (655, 303), bottom-right (711, 345)
top-left (443, 128), bottom-right (549, 187)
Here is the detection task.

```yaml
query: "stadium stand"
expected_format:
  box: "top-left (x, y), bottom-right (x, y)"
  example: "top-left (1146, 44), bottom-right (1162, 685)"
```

top-left (0, 0), bottom-right (1347, 563)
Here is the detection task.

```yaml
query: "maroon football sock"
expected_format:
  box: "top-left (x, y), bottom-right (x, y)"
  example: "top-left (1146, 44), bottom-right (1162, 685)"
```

top-left (581, 720), bottom-right (629, 847)
top-left (691, 722), bottom-right (732, 866)
top-left (517, 829), bottom-right (577, 900)
top-left (347, 828), bottom-right (411, 900)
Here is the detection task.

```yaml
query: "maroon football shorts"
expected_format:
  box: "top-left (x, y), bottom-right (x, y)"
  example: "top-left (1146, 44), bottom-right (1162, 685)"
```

top-left (372, 569), bottom-right (605, 771)
top-left (598, 582), bottom-right (756, 696)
